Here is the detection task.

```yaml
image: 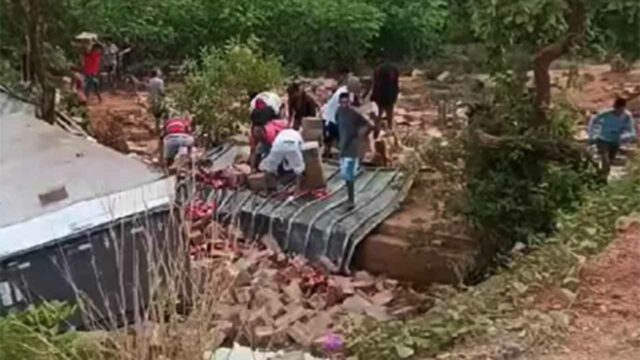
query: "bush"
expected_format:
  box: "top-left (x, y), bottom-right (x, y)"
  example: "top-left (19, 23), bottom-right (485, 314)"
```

top-left (464, 73), bottom-right (599, 250)
top-left (176, 39), bottom-right (284, 144)
top-left (0, 302), bottom-right (98, 360)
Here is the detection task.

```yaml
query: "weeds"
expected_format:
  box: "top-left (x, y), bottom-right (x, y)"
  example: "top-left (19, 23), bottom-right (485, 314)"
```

top-left (348, 159), bottom-right (640, 359)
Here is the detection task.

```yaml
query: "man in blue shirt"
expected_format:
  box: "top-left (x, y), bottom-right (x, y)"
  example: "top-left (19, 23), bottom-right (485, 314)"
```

top-left (588, 98), bottom-right (637, 177)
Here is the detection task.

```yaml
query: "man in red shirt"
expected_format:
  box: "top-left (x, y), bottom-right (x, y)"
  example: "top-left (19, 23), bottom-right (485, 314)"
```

top-left (83, 43), bottom-right (103, 102)
top-left (163, 115), bottom-right (195, 169)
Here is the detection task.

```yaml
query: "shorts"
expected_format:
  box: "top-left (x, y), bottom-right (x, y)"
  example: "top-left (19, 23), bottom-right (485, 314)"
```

top-left (163, 134), bottom-right (194, 160)
top-left (324, 120), bottom-right (339, 142)
top-left (340, 157), bottom-right (359, 182)
top-left (84, 76), bottom-right (100, 94)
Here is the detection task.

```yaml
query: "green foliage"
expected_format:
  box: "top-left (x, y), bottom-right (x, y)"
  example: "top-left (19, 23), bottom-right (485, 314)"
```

top-left (0, 302), bottom-right (98, 360)
top-left (176, 40), bottom-right (284, 143)
top-left (349, 158), bottom-right (640, 359)
top-left (464, 73), bottom-right (599, 249)
top-left (367, 0), bottom-right (449, 60)
top-left (264, 0), bottom-right (384, 70)
top-left (588, 0), bottom-right (640, 61)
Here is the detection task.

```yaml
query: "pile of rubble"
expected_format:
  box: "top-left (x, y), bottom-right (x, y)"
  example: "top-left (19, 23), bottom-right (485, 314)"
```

top-left (188, 226), bottom-right (428, 350)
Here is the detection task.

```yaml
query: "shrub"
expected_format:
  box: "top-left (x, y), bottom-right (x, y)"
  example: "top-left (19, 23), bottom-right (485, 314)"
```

top-left (0, 302), bottom-right (98, 360)
top-left (176, 39), bottom-right (284, 144)
top-left (464, 73), bottom-right (599, 250)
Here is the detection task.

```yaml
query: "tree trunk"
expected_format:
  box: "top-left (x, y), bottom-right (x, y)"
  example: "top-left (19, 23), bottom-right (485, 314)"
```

top-left (22, 0), bottom-right (56, 124)
top-left (533, 0), bottom-right (586, 125)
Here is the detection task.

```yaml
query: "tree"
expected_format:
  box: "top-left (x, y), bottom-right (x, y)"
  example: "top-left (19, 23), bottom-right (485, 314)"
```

top-left (3, 0), bottom-right (75, 123)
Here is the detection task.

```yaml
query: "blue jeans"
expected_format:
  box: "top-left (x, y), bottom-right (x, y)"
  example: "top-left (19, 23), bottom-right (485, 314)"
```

top-left (340, 157), bottom-right (359, 182)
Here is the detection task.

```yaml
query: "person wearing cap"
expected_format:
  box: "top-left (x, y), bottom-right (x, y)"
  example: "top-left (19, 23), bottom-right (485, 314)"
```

top-left (321, 76), bottom-right (362, 157)
top-left (250, 91), bottom-right (283, 119)
top-left (588, 97), bottom-right (637, 178)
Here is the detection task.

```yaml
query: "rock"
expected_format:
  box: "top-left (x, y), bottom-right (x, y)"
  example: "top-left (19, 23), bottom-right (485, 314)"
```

top-left (411, 69), bottom-right (425, 78)
top-left (436, 71), bottom-right (451, 82)
top-left (496, 341), bottom-right (524, 360)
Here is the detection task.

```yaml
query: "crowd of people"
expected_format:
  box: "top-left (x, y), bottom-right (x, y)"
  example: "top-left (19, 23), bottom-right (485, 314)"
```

top-left (71, 35), bottom-right (638, 189)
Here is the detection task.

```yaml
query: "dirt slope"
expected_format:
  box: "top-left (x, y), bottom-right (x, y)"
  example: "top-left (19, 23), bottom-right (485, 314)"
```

top-left (86, 92), bottom-right (159, 163)
top-left (537, 225), bottom-right (640, 360)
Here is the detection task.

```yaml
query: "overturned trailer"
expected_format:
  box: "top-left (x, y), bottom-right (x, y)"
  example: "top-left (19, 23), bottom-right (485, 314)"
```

top-left (205, 145), bottom-right (413, 272)
top-left (0, 93), bottom-right (182, 327)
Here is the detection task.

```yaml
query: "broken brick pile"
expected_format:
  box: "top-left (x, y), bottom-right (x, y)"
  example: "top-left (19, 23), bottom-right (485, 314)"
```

top-left (189, 234), bottom-right (428, 350)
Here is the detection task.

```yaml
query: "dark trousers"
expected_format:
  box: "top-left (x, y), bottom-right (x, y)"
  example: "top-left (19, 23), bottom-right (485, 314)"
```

top-left (596, 139), bottom-right (620, 177)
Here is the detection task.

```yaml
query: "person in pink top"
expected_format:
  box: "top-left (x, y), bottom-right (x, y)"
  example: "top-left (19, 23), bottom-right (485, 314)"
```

top-left (250, 119), bottom-right (288, 170)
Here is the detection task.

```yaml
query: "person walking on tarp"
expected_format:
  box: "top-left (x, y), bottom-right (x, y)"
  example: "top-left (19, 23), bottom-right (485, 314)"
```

top-left (588, 97), bottom-right (637, 179)
top-left (370, 60), bottom-right (399, 138)
top-left (322, 77), bottom-right (362, 157)
top-left (336, 92), bottom-right (373, 211)
top-left (287, 82), bottom-right (318, 130)
top-left (258, 128), bottom-right (306, 191)
top-left (83, 42), bottom-right (103, 102)
top-left (163, 115), bottom-right (195, 169)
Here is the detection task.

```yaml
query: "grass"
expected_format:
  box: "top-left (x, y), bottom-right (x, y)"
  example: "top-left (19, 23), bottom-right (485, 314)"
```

top-left (348, 159), bottom-right (640, 359)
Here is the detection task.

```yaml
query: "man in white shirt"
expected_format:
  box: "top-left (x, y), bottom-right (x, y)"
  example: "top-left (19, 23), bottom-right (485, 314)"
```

top-left (259, 128), bottom-right (305, 190)
top-left (322, 77), bottom-right (361, 157)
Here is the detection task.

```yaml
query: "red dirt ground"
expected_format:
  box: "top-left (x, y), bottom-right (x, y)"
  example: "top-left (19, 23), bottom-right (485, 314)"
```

top-left (85, 91), bottom-right (159, 163)
top-left (539, 225), bottom-right (640, 360)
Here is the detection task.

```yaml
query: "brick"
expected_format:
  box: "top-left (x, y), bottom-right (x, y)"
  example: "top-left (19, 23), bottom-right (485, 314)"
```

top-left (212, 304), bottom-right (242, 321)
top-left (306, 312), bottom-right (333, 339)
top-left (233, 287), bottom-right (252, 304)
top-left (364, 304), bottom-right (390, 321)
top-left (300, 142), bottom-right (325, 190)
top-left (286, 322), bottom-right (312, 347)
top-left (254, 326), bottom-right (278, 346)
top-left (248, 307), bottom-right (274, 328)
top-left (274, 305), bottom-right (307, 329)
top-left (307, 293), bottom-right (325, 310)
top-left (371, 290), bottom-right (395, 306)
top-left (254, 288), bottom-right (285, 318)
top-left (282, 280), bottom-right (304, 304)
top-left (188, 229), bottom-right (205, 246)
top-left (247, 173), bottom-right (268, 191)
top-left (341, 295), bottom-right (372, 315)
